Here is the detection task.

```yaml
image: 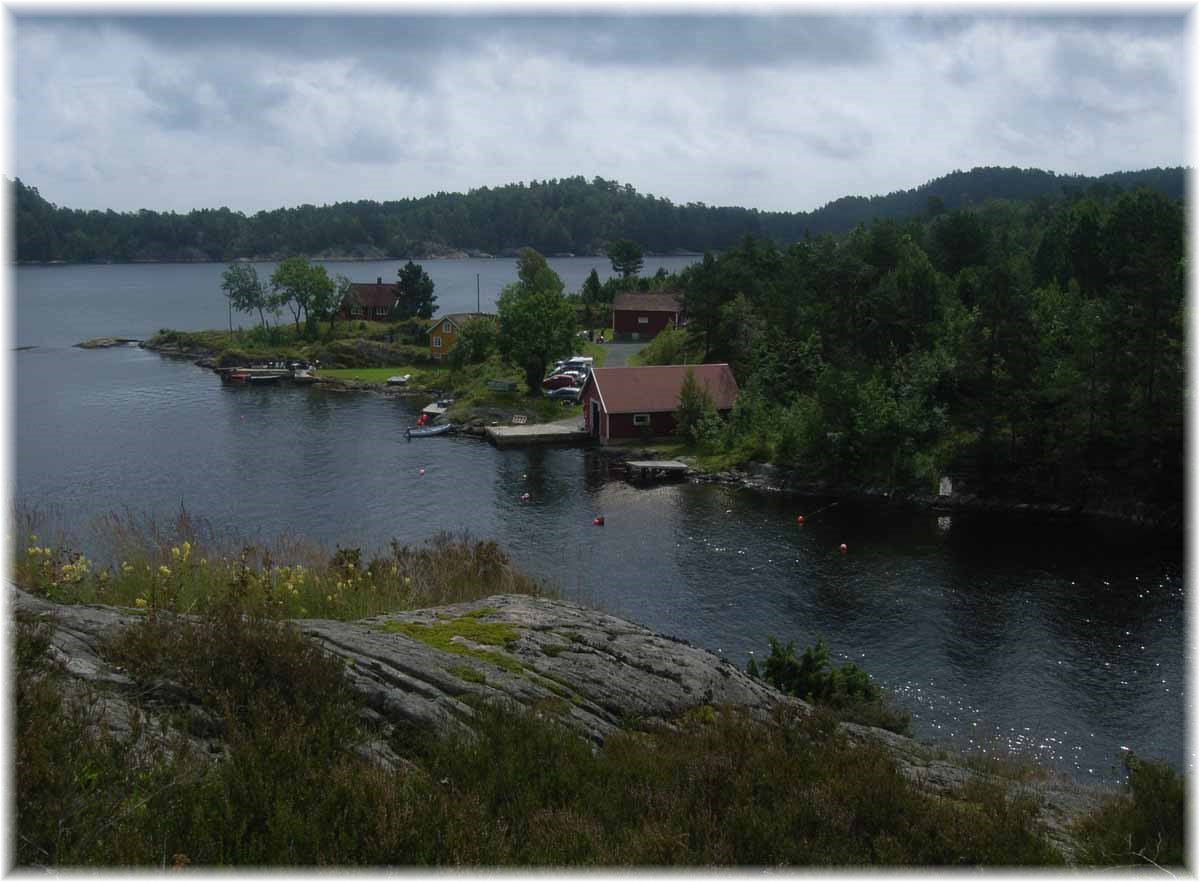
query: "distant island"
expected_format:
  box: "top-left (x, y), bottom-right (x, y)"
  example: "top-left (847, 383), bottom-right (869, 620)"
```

top-left (10, 166), bottom-right (1186, 265)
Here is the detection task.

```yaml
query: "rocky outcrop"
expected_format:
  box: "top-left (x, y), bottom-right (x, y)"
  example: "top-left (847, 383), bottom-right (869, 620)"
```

top-left (12, 587), bottom-right (1108, 860)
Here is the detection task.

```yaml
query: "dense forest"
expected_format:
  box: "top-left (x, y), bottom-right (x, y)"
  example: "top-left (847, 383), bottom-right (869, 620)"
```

top-left (649, 184), bottom-right (1183, 521)
top-left (10, 166), bottom-right (1186, 264)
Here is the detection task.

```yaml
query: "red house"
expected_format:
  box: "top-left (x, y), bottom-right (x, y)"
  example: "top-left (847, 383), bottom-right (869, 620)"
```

top-left (611, 291), bottom-right (683, 341)
top-left (340, 277), bottom-right (398, 321)
top-left (580, 364), bottom-right (739, 443)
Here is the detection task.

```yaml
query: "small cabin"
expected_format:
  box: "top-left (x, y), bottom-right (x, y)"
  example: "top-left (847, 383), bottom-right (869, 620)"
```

top-left (611, 291), bottom-right (683, 341)
top-left (340, 278), bottom-right (398, 322)
top-left (579, 363), bottom-right (738, 444)
top-left (426, 313), bottom-right (494, 361)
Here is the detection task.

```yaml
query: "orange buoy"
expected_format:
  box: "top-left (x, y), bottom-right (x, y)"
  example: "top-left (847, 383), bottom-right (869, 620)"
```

top-left (839, 543), bottom-right (848, 553)
top-left (796, 515), bottom-right (805, 525)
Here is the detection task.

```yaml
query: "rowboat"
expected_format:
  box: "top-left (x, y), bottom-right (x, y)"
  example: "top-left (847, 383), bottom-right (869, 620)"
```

top-left (405, 423), bottom-right (455, 440)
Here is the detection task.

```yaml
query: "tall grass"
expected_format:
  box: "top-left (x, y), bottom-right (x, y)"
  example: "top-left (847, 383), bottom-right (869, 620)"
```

top-left (12, 504), bottom-right (552, 619)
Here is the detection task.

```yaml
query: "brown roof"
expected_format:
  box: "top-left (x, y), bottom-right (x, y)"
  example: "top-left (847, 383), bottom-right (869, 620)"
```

top-left (346, 281), bottom-right (397, 310)
top-left (586, 364), bottom-right (738, 414)
top-left (612, 291), bottom-right (683, 313)
top-left (425, 312), bottom-right (495, 332)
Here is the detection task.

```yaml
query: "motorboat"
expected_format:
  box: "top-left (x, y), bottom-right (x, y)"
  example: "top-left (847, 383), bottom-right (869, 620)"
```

top-left (405, 423), bottom-right (455, 440)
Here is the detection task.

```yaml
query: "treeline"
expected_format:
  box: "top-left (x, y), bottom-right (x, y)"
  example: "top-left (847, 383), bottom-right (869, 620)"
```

top-left (656, 185), bottom-right (1183, 518)
top-left (11, 166), bottom-right (1186, 264)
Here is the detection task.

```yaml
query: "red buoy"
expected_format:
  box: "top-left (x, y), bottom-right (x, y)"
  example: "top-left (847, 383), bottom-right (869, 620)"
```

top-left (521, 492), bottom-right (531, 501)
top-left (419, 468), bottom-right (426, 476)
top-left (593, 516), bottom-right (605, 526)
top-left (796, 515), bottom-right (805, 525)
top-left (839, 543), bottom-right (848, 553)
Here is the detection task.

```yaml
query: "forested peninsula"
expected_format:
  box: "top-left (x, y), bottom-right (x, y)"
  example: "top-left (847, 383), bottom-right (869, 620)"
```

top-left (10, 165), bottom-right (1185, 263)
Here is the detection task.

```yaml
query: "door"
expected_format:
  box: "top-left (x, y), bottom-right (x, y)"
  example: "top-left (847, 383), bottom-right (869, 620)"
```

top-left (590, 400), bottom-right (601, 439)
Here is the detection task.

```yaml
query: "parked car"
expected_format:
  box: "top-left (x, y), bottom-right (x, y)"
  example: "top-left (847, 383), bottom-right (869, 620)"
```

top-left (546, 386), bottom-right (582, 401)
top-left (542, 371), bottom-right (585, 390)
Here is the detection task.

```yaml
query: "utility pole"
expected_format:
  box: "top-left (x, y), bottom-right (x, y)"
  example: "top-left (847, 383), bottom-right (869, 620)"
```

top-left (476, 273), bottom-right (481, 314)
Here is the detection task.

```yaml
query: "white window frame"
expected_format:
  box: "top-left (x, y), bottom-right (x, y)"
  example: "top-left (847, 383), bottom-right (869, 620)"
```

top-left (443, 320), bottom-right (453, 332)
top-left (632, 414), bottom-right (651, 426)
top-left (432, 335), bottom-right (443, 348)
top-left (375, 306), bottom-right (388, 318)
top-left (350, 304), bottom-right (364, 317)
top-left (638, 315), bottom-right (649, 324)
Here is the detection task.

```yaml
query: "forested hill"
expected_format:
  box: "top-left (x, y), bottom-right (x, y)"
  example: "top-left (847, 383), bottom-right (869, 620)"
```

top-left (11, 166), bottom-right (1186, 264)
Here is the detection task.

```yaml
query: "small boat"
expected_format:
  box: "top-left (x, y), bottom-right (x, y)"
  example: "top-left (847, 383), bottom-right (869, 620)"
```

top-left (244, 373), bottom-right (281, 386)
top-left (387, 374), bottom-right (412, 386)
top-left (405, 423), bottom-right (455, 440)
top-left (291, 369), bottom-right (318, 384)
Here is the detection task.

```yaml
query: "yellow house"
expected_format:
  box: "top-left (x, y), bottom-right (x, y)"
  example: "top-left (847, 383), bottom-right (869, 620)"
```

top-left (426, 313), bottom-right (493, 361)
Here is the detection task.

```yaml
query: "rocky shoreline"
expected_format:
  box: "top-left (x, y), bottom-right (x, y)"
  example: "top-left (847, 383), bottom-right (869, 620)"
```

top-left (105, 339), bottom-right (1182, 528)
top-left (12, 585), bottom-right (1108, 862)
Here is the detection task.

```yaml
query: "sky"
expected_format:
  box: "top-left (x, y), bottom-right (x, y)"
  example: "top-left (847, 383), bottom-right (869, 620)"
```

top-left (6, 5), bottom-right (1192, 216)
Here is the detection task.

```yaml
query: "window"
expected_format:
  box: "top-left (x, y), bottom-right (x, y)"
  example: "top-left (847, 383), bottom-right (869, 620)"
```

top-left (350, 304), bottom-right (364, 317)
top-left (375, 306), bottom-right (388, 318)
top-left (432, 336), bottom-right (442, 348)
top-left (638, 316), bottom-right (649, 324)
top-left (443, 320), bottom-right (453, 332)
top-left (632, 414), bottom-right (651, 426)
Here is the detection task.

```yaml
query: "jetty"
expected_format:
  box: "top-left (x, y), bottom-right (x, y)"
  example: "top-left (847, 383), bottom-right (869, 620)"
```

top-left (485, 415), bottom-right (590, 448)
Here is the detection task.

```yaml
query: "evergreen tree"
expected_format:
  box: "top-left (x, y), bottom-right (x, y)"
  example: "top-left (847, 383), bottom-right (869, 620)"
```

top-left (395, 260), bottom-right (437, 320)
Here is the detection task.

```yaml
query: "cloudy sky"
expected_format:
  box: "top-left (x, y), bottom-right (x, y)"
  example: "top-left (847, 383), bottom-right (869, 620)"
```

top-left (8, 8), bottom-right (1190, 216)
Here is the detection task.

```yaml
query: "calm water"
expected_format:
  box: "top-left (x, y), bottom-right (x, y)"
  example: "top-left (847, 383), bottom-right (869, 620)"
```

top-left (11, 260), bottom-right (1188, 786)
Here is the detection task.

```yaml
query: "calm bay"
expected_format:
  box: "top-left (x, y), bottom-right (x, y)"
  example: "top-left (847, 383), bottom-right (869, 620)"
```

top-left (11, 258), bottom-right (1187, 786)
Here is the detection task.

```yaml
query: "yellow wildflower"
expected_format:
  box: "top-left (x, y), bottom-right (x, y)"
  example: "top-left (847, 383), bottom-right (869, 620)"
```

top-left (135, 598), bottom-right (147, 609)
top-left (121, 561), bottom-right (134, 574)
top-left (158, 565), bottom-right (171, 577)
top-left (171, 546), bottom-right (180, 559)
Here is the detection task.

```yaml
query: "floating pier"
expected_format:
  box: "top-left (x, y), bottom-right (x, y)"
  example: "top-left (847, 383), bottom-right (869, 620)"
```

top-left (485, 416), bottom-right (590, 448)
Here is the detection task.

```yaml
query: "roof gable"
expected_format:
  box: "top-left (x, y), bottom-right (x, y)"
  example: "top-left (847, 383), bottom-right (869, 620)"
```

top-left (590, 364), bottom-right (738, 414)
top-left (346, 282), bottom-right (398, 310)
top-left (612, 291), bottom-right (683, 313)
top-left (426, 312), bottom-right (495, 332)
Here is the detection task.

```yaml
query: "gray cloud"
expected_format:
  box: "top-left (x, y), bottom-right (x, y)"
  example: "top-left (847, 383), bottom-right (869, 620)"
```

top-left (23, 13), bottom-right (885, 72)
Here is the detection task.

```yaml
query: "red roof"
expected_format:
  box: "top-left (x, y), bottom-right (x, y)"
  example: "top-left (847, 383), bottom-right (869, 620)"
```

top-left (586, 364), bottom-right (738, 414)
top-left (346, 281), bottom-right (397, 310)
top-left (612, 291), bottom-right (683, 313)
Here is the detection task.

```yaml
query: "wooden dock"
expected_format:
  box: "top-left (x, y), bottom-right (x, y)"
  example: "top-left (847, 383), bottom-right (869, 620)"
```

top-left (485, 416), bottom-right (590, 448)
top-left (624, 460), bottom-right (690, 481)
top-left (421, 402), bottom-right (450, 420)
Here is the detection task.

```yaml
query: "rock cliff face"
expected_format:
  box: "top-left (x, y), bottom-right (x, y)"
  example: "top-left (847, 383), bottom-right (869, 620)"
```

top-left (11, 587), bottom-right (1107, 861)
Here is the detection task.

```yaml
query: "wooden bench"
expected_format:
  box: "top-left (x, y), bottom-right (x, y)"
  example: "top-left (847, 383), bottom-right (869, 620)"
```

top-left (487, 379), bottom-right (518, 392)
top-left (511, 414), bottom-right (528, 425)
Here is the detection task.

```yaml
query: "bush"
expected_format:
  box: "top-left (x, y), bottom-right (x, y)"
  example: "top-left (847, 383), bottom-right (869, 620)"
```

top-left (1074, 753), bottom-right (1186, 867)
top-left (748, 637), bottom-right (912, 735)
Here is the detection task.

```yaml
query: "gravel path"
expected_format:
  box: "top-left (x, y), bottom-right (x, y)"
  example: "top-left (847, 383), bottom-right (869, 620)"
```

top-left (599, 341), bottom-right (646, 367)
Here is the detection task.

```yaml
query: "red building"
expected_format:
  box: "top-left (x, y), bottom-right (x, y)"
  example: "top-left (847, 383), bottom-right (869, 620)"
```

top-left (611, 291), bottom-right (683, 341)
top-left (580, 364), bottom-right (739, 443)
top-left (339, 278), bottom-right (398, 321)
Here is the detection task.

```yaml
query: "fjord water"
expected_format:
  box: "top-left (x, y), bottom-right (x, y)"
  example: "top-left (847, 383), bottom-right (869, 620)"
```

top-left (12, 260), bottom-right (1187, 786)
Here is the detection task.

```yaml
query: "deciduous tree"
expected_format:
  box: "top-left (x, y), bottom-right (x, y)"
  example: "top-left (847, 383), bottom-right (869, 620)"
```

top-left (221, 263), bottom-right (269, 330)
top-left (496, 249), bottom-right (577, 394)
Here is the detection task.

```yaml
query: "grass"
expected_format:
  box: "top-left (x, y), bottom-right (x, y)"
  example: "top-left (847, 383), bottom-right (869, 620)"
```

top-left (12, 506), bottom-right (553, 621)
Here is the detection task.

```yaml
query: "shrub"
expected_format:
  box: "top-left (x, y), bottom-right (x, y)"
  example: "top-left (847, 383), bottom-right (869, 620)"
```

top-left (1074, 752), bottom-right (1186, 867)
top-left (748, 637), bottom-right (912, 735)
